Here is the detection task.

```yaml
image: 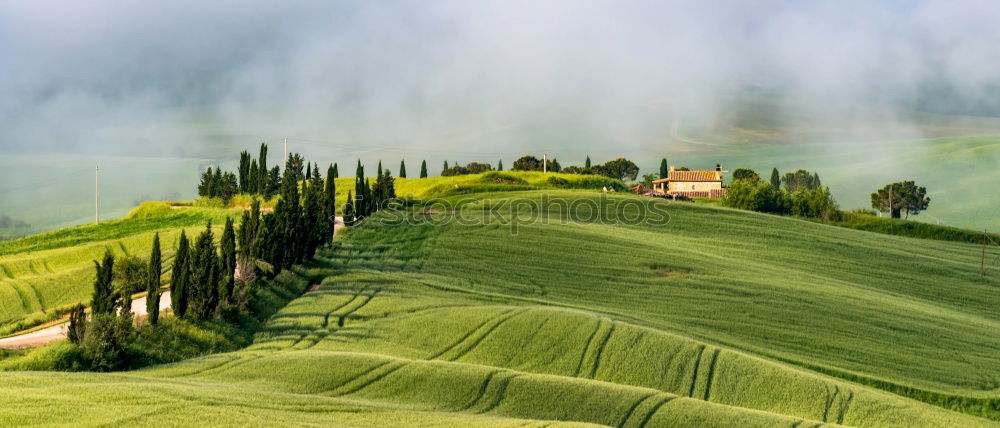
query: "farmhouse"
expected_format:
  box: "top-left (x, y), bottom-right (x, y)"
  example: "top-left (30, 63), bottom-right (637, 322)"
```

top-left (651, 165), bottom-right (726, 198)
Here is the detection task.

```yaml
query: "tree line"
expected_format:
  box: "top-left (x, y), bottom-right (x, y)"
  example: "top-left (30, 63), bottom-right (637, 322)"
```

top-left (723, 167), bottom-right (839, 220)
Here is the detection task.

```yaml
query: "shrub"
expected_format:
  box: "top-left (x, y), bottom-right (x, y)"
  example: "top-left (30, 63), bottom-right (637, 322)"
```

top-left (479, 172), bottom-right (528, 185)
top-left (81, 313), bottom-right (135, 371)
top-left (722, 180), bottom-right (790, 214)
top-left (114, 255), bottom-right (149, 295)
top-left (547, 176), bottom-right (570, 188)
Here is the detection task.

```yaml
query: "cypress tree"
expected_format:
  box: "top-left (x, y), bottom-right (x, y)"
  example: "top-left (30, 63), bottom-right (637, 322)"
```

top-left (399, 160), bottom-right (407, 178)
top-left (171, 230), bottom-right (190, 318)
top-left (332, 163), bottom-right (339, 179)
top-left (258, 143), bottom-right (268, 194)
top-left (301, 173), bottom-right (319, 260)
top-left (770, 168), bottom-right (781, 188)
top-left (249, 159), bottom-right (259, 195)
top-left (275, 154), bottom-right (303, 269)
top-left (220, 218), bottom-right (236, 302)
top-left (189, 222), bottom-right (219, 320)
top-left (659, 158), bottom-right (668, 179)
top-left (91, 250), bottom-right (116, 315)
top-left (67, 304), bottom-right (86, 344)
top-left (211, 167), bottom-right (223, 198)
top-left (497, 159), bottom-right (503, 171)
top-left (238, 151), bottom-right (250, 193)
top-left (146, 233), bottom-right (161, 325)
top-left (443, 160), bottom-right (449, 173)
top-left (344, 190), bottom-right (354, 227)
top-left (324, 164), bottom-right (337, 243)
top-left (198, 167), bottom-right (214, 197)
top-left (585, 156), bottom-right (592, 169)
top-left (420, 160), bottom-right (428, 178)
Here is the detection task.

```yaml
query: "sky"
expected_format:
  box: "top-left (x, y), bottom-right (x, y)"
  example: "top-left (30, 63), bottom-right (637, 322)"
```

top-left (1, 0), bottom-right (1000, 230)
top-left (2, 0), bottom-right (1000, 159)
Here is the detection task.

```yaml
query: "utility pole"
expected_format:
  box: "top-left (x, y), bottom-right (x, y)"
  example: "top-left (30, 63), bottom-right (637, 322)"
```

top-left (95, 165), bottom-right (100, 224)
top-left (888, 185), bottom-right (893, 233)
top-left (543, 154), bottom-right (548, 173)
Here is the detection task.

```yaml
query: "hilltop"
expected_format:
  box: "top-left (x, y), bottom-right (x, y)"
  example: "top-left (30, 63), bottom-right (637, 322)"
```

top-left (0, 179), bottom-right (998, 426)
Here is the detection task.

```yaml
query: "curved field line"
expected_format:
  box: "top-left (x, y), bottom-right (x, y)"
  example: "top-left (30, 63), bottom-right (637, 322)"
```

top-left (321, 292), bottom-right (365, 328)
top-left (117, 241), bottom-right (131, 257)
top-left (617, 392), bottom-right (658, 428)
top-left (687, 345), bottom-right (706, 397)
top-left (176, 355), bottom-right (243, 377)
top-left (822, 385), bottom-right (838, 422)
top-left (636, 395), bottom-right (675, 428)
top-left (22, 279), bottom-right (46, 310)
top-left (460, 369), bottom-right (503, 411)
top-left (837, 390), bottom-right (854, 424)
top-left (0, 265), bottom-right (12, 279)
top-left (329, 360), bottom-right (410, 397)
top-left (27, 261), bottom-right (41, 276)
top-left (43, 260), bottom-right (54, 274)
top-left (7, 281), bottom-right (32, 312)
top-left (588, 321), bottom-right (616, 379)
top-left (476, 372), bottom-right (522, 414)
top-left (426, 308), bottom-right (516, 360)
top-left (446, 309), bottom-right (526, 362)
top-left (702, 348), bottom-right (720, 401)
top-left (574, 317), bottom-right (603, 377)
top-left (191, 353), bottom-right (267, 378)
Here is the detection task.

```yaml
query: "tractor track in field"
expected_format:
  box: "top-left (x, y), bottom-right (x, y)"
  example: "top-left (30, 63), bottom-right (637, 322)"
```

top-left (427, 308), bottom-right (517, 360)
top-left (329, 360), bottom-right (412, 397)
top-left (28, 261), bottom-right (41, 276)
top-left (475, 372), bottom-right (522, 414)
top-left (703, 348), bottom-right (721, 401)
top-left (837, 389), bottom-right (854, 424)
top-left (616, 392), bottom-right (658, 428)
top-left (192, 353), bottom-right (268, 377)
top-left (445, 309), bottom-right (526, 362)
top-left (574, 318), bottom-right (603, 377)
top-left (460, 369), bottom-right (503, 411)
top-left (588, 321), bottom-right (616, 379)
top-left (687, 345), bottom-right (706, 397)
top-left (636, 395), bottom-right (675, 428)
top-left (7, 281), bottom-right (32, 312)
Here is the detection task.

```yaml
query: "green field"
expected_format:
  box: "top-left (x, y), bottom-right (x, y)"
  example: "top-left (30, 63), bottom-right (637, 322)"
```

top-left (0, 203), bottom-right (239, 335)
top-left (0, 185), bottom-right (997, 426)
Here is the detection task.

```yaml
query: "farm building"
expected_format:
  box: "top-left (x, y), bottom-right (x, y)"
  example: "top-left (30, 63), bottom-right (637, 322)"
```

top-left (651, 166), bottom-right (727, 198)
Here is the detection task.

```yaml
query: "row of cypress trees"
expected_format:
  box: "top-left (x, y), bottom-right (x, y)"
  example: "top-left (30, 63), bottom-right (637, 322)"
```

top-left (344, 161), bottom-right (397, 226)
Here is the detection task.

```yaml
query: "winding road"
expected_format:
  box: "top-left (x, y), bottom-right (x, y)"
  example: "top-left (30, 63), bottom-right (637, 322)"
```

top-left (0, 291), bottom-right (171, 349)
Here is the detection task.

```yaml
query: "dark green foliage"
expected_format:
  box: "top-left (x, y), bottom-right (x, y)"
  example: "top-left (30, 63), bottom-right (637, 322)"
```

top-left (590, 157), bottom-right (639, 181)
top-left (67, 304), bottom-right (87, 344)
top-left (659, 158), bottom-right (668, 179)
top-left (731, 168), bottom-right (760, 182)
top-left (442, 160), bottom-right (449, 173)
top-left (399, 160), bottom-right (406, 178)
top-left (722, 180), bottom-right (791, 214)
top-left (258, 143), bottom-right (269, 195)
top-left (420, 160), bottom-right (428, 178)
top-left (238, 151), bottom-right (251, 193)
top-left (302, 171), bottom-right (323, 260)
top-left (547, 158), bottom-right (561, 172)
top-left (639, 173), bottom-right (657, 188)
top-left (585, 156), bottom-right (592, 169)
top-left (344, 191), bottom-right (355, 227)
top-left (286, 153), bottom-right (305, 182)
top-left (511, 155), bottom-right (542, 171)
top-left (81, 313), bottom-right (134, 372)
top-left (332, 163), bottom-right (338, 179)
top-left (146, 233), bottom-right (161, 325)
top-left (324, 164), bottom-right (337, 244)
top-left (497, 159), bottom-right (503, 171)
top-left (171, 230), bottom-right (190, 318)
top-left (188, 222), bottom-right (220, 320)
top-left (266, 166), bottom-right (281, 199)
top-left (441, 161), bottom-right (493, 176)
top-left (91, 251), bottom-right (116, 316)
top-left (781, 169), bottom-right (821, 193)
top-left (197, 167), bottom-right (239, 201)
top-left (114, 255), bottom-right (148, 295)
top-left (872, 181), bottom-right (931, 219)
top-left (275, 155), bottom-right (304, 269)
top-left (220, 218), bottom-right (236, 302)
top-left (770, 168), bottom-right (781, 188)
top-left (791, 186), bottom-right (839, 220)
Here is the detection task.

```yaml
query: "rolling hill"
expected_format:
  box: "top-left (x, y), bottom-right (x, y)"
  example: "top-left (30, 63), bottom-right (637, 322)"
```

top-left (0, 184), bottom-right (997, 426)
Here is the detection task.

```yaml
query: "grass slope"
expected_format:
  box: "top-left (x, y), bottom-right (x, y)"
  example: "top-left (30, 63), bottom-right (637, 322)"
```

top-left (0, 202), bottom-right (238, 334)
top-left (0, 188), bottom-right (997, 426)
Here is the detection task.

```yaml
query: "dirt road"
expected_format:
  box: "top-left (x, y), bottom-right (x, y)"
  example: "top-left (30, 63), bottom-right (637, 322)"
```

top-left (0, 291), bottom-right (172, 349)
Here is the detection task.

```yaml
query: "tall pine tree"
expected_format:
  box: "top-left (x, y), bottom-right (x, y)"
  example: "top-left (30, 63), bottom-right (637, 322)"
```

top-left (257, 143), bottom-right (268, 195)
top-left (171, 230), bottom-right (190, 318)
top-left (91, 251), bottom-right (116, 315)
top-left (146, 233), bottom-right (161, 325)
top-left (770, 168), bottom-right (781, 188)
top-left (324, 164), bottom-right (337, 243)
top-left (585, 156), bottom-right (592, 169)
top-left (659, 158), bottom-right (669, 179)
top-left (188, 222), bottom-right (219, 320)
top-left (399, 160), bottom-right (407, 178)
top-left (497, 159), bottom-right (503, 171)
top-left (238, 151), bottom-right (251, 193)
top-left (220, 218), bottom-right (236, 303)
top-left (420, 160), bottom-right (428, 178)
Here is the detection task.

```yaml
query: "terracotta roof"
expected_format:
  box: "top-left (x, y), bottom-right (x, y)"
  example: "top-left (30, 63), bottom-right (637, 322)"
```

top-left (667, 170), bottom-right (722, 182)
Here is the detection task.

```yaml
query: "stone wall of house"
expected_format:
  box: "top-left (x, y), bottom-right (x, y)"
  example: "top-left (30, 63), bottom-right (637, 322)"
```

top-left (668, 181), bottom-right (722, 192)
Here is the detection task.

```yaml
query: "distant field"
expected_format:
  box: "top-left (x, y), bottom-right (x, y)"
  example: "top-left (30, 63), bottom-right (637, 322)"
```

top-left (0, 188), bottom-right (997, 426)
top-left (0, 203), bottom-right (239, 335)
